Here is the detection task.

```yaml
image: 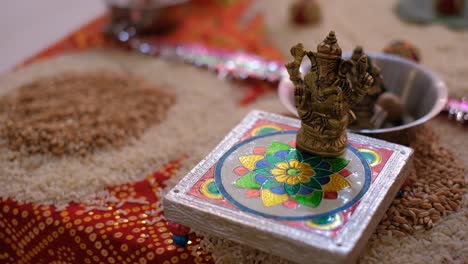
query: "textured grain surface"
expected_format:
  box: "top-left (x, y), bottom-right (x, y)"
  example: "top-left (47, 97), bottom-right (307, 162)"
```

top-left (0, 72), bottom-right (175, 156)
top-left (0, 50), bottom-right (283, 205)
top-left (373, 125), bottom-right (466, 238)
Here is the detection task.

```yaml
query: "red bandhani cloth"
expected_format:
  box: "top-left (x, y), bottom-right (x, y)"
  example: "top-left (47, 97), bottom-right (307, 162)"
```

top-left (1, 161), bottom-right (214, 264)
top-left (0, 1), bottom-right (282, 263)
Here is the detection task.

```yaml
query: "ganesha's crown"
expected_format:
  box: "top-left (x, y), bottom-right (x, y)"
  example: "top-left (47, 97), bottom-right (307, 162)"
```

top-left (316, 31), bottom-right (342, 59)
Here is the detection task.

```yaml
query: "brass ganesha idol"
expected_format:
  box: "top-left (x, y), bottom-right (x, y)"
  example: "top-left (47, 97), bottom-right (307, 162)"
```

top-left (285, 31), bottom-right (374, 156)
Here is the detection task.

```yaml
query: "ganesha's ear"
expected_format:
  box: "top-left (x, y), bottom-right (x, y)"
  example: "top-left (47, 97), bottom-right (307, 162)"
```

top-left (338, 59), bottom-right (354, 76)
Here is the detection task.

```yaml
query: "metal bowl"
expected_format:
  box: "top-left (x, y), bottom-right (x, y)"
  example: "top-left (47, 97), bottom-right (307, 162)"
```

top-left (278, 52), bottom-right (448, 143)
top-left (105, 0), bottom-right (189, 37)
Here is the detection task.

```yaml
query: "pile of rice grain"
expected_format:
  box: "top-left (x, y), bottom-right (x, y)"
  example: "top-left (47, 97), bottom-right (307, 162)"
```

top-left (0, 72), bottom-right (175, 157)
top-left (0, 50), bottom-right (282, 206)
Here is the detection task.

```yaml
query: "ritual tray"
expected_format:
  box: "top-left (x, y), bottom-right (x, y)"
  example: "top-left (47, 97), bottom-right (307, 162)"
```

top-left (164, 110), bottom-right (413, 264)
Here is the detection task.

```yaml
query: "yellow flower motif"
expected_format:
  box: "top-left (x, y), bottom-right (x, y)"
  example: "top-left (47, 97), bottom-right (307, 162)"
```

top-left (271, 160), bottom-right (315, 185)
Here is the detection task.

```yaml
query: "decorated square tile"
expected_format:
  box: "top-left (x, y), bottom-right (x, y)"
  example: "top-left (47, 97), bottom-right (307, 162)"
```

top-left (164, 111), bottom-right (413, 264)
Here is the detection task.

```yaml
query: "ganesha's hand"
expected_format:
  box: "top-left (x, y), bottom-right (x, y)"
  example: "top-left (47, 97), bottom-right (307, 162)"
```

top-left (355, 55), bottom-right (369, 75)
top-left (290, 43), bottom-right (307, 63)
top-left (285, 61), bottom-right (300, 77)
top-left (297, 109), bottom-right (309, 120)
top-left (294, 85), bottom-right (310, 110)
top-left (294, 86), bottom-right (305, 108)
top-left (360, 72), bottom-right (374, 88)
top-left (355, 55), bottom-right (372, 84)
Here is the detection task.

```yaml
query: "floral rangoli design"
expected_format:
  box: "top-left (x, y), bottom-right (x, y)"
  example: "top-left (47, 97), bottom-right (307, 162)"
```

top-left (232, 141), bottom-right (352, 208)
top-left (191, 124), bottom-right (388, 232)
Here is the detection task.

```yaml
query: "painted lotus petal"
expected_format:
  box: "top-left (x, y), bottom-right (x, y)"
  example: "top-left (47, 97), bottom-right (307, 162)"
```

top-left (312, 214), bottom-right (336, 225)
top-left (274, 174), bottom-right (289, 183)
top-left (284, 183), bottom-right (300, 196)
top-left (239, 155), bottom-right (264, 170)
top-left (246, 189), bottom-right (261, 197)
top-left (233, 172), bottom-right (261, 189)
top-left (297, 184), bottom-right (315, 195)
top-left (287, 149), bottom-right (303, 162)
top-left (261, 189), bottom-right (289, 206)
top-left (299, 167), bottom-right (315, 177)
top-left (271, 167), bottom-right (285, 177)
top-left (207, 181), bottom-right (220, 195)
top-left (302, 178), bottom-right (322, 190)
top-left (283, 199), bottom-right (299, 208)
top-left (316, 176), bottom-right (331, 185)
top-left (253, 147), bottom-right (266, 155)
top-left (323, 158), bottom-right (350, 173)
top-left (322, 174), bottom-right (351, 192)
top-left (274, 162), bottom-right (289, 170)
top-left (266, 141), bottom-right (292, 156)
top-left (315, 161), bottom-right (331, 170)
top-left (297, 175), bottom-right (311, 183)
top-left (313, 168), bottom-right (336, 177)
top-left (285, 175), bottom-right (309, 185)
top-left (256, 127), bottom-right (279, 135)
top-left (294, 191), bottom-right (323, 208)
top-left (273, 150), bottom-right (289, 160)
top-left (254, 174), bottom-right (269, 184)
top-left (234, 166), bottom-right (249, 176)
top-left (288, 159), bottom-right (300, 168)
top-left (262, 177), bottom-right (281, 189)
top-left (323, 191), bottom-right (338, 199)
top-left (270, 185), bottom-right (286, 194)
top-left (339, 169), bottom-right (352, 177)
top-left (255, 159), bottom-right (271, 169)
top-left (303, 156), bottom-right (322, 168)
top-left (265, 154), bottom-right (284, 166)
top-left (253, 167), bottom-right (273, 176)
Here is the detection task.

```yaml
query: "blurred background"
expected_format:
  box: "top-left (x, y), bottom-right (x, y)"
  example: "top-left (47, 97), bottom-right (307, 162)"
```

top-left (0, 0), bottom-right (104, 73)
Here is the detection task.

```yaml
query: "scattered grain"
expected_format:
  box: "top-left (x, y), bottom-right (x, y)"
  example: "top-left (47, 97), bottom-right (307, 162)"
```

top-left (372, 125), bottom-right (467, 238)
top-left (420, 203), bottom-right (432, 209)
top-left (433, 203), bottom-right (445, 212)
top-left (394, 216), bottom-right (408, 224)
top-left (417, 211), bottom-right (429, 218)
top-left (391, 230), bottom-right (406, 237)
